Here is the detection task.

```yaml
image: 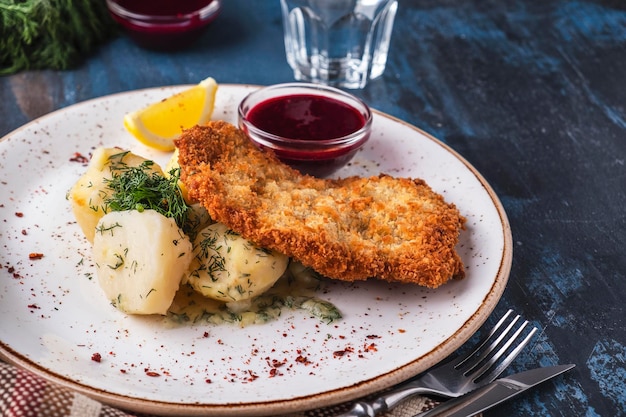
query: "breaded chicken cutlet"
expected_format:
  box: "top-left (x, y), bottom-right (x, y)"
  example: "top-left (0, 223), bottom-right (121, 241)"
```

top-left (175, 121), bottom-right (466, 288)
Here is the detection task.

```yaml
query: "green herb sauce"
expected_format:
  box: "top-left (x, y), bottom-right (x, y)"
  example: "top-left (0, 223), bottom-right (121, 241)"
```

top-left (166, 262), bottom-right (342, 327)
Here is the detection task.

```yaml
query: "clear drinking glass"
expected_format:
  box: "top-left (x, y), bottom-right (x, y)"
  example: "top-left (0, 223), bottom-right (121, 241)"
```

top-left (281, 0), bottom-right (397, 89)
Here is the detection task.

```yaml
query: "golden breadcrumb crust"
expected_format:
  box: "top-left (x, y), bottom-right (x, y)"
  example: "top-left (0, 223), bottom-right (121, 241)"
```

top-left (175, 121), bottom-right (465, 288)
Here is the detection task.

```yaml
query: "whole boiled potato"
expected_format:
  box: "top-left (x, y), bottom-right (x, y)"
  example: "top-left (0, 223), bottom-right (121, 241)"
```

top-left (93, 209), bottom-right (192, 315)
top-left (184, 223), bottom-right (289, 302)
top-left (68, 148), bottom-right (163, 243)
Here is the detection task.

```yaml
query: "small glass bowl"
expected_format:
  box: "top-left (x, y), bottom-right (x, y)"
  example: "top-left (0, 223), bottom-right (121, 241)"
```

top-left (106, 0), bottom-right (222, 50)
top-left (238, 83), bottom-right (372, 177)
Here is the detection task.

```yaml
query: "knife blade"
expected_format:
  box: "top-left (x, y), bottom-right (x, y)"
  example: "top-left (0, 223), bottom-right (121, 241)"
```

top-left (415, 364), bottom-right (575, 417)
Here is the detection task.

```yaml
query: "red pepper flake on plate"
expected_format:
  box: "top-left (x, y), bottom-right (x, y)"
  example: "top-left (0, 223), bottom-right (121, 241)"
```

top-left (28, 253), bottom-right (44, 260)
top-left (91, 353), bottom-right (102, 362)
top-left (69, 152), bottom-right (90, 164)
top-left (8, 266), bottom-right (21, 279)
top-left (333, 346), bottom-right (354, 358)
top-left (245, 370), bottom-right (259, 382)
top-left (295, 355), bottom-right (312, 365)
top-left (364, 343), bottom-right (378, 352)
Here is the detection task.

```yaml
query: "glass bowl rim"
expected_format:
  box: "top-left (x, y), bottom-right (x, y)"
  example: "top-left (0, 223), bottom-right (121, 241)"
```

top-left (106, 0), bottom-right (222, 23)
top-left (238, 82), bottom-right (373, 147)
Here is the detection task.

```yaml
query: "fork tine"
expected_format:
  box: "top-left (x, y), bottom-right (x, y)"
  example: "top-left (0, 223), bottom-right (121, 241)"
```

top-left (462, 316), bottom-right (526, 375)
top-left (473, 325), bottom-right (538, 383)
top-left (453, 309), bottom-right (515, 369)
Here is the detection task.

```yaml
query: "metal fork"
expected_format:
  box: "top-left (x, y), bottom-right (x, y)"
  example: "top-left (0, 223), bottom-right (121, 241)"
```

top-left (337, 309), bottom-right (538, 417)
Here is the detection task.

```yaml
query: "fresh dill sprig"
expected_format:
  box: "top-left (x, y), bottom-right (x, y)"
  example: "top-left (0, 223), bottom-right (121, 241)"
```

top-left (102, 160), bottom-right (190, 230)
top-left (0, 0), bottom-right (119, 75)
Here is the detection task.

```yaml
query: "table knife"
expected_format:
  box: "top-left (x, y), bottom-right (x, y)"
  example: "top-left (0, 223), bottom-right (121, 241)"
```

top-left (415, 364), bottom-right (575, 417)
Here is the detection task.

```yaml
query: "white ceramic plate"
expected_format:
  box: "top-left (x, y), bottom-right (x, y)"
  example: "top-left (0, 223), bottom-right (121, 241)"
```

top-left (0, 85), bottom-right (511, 416)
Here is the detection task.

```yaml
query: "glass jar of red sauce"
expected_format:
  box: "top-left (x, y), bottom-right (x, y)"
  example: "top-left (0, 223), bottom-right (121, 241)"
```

top-left (106, 0), bottom-right (221, 50)
top-left (238, 83), bottom-right (372, 178)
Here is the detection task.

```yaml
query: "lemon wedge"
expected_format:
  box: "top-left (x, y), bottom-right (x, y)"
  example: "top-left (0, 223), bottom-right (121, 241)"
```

top-left (123, 77), bottom-right (218, 151)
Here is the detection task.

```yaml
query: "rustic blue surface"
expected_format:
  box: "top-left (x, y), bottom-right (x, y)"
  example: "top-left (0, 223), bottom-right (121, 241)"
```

top-left (1, 1), bottom-right (624, 415)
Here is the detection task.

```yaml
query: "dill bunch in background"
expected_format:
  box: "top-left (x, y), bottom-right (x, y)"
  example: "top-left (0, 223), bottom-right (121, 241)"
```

top-left (0, 0), bottom-right (119, 75)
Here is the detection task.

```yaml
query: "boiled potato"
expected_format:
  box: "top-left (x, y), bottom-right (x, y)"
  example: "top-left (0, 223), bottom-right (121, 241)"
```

top-left (68, 148), bottom-right (163, 243)
top-left (93, 209), bottom-right (192, 315)
top-left (184, 223), bottom-right (289, 302)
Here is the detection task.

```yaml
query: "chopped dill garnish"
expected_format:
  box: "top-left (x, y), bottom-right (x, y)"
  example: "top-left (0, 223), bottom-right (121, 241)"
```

top-left (196, 230), bottom-right (227, 280)
top-left (102, 157), bottom-right (190, 230)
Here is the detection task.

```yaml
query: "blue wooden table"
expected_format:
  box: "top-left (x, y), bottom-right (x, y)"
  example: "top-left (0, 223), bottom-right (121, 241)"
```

top-left (1, 1), bottom-right (624, 415)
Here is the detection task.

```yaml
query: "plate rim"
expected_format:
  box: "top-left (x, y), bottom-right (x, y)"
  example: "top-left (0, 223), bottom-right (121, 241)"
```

top-left (0, 84), bottom-right (512, 416)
